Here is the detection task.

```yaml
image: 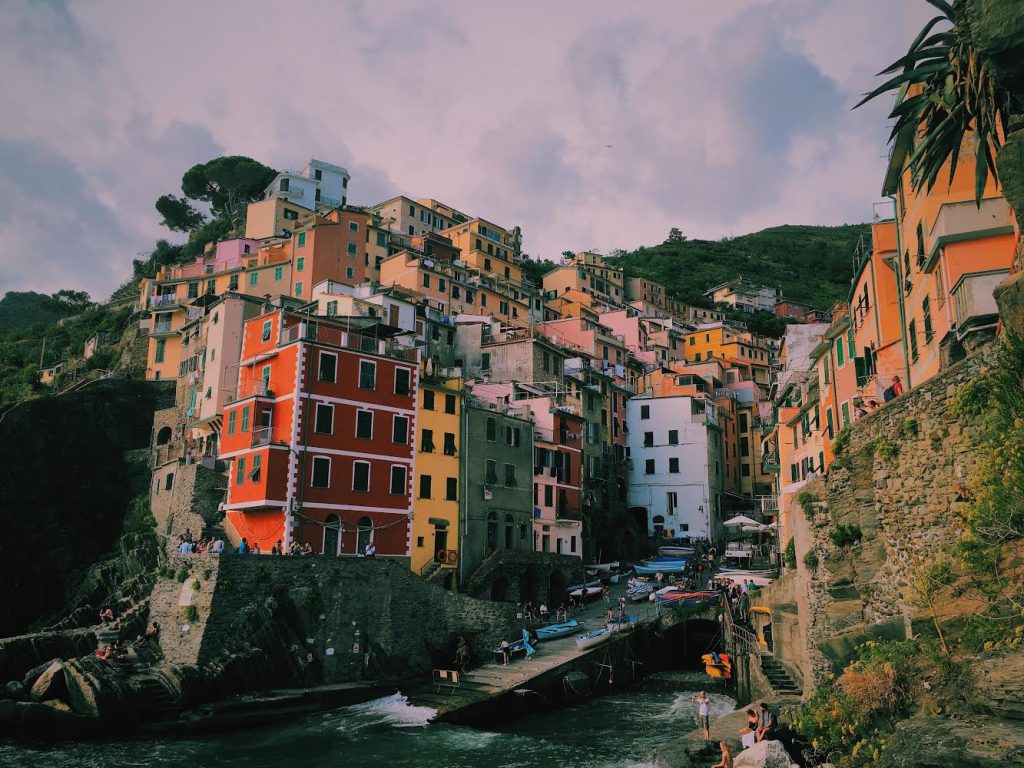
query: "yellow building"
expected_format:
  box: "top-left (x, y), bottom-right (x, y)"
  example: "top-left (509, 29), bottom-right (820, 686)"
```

top-left (542, 252), bottom-right (625, 308)
top-left (411, 370), bottom-right (464, 585)
top-left (683, 322), bottom-right (772, 390)
top-left (244, 197), bottom-right (315, 240)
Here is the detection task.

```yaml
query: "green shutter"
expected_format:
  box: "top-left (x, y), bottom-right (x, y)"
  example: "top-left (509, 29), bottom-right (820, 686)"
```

top-left (228, 411), bottom-right (236, 435)
top-left (841, 402), bottom-right (850, 427)
top-left (241, 406), bottom-right (250, 432)
top-left (847, 329), bottom-right (855, 358)
top-left (835, 338), bottom-right (845, 367)
top-left (236, 457), bottom-right (246, 485)
top-left (854, 356), bottom-right (868, 382)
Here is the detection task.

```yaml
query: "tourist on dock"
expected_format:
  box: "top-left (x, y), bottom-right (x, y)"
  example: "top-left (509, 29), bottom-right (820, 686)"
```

top-left (238, 538), bottom-right (250, 555)
top-left (602, 584), bottom-right (611, 605)
top-left (539, 603), bottom-right (549, 621)
top-left (710, 741), bottom-right (733, 768)
top-left (605, 606), bottom-right (613, 625)
top-left (365, 541), bottom-right (377, 557)
top-left (212, 537), bottom-right (225, 554)
top-left (498, 639), bottom-right (511, 666)
top-left (756, 703), bottom-right (776, 742)
top-left (692, 690), bottom-right (711, 740)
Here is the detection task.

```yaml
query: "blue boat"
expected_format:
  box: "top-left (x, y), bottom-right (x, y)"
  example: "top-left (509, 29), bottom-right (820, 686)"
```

top-left (535, 620), bottom-right (579, 641)
top-left (492, 629), bottom-right (537, 663)
top-left (634, 563), bottom-right (686, 575)
top-left (607, 613), bottom-right (638, 632)
top-left (645, 555), bottom-right (688, 564)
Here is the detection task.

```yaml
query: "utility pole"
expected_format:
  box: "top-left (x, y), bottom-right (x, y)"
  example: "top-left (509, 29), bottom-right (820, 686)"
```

top-left (39, 337), bottom-right (46, 369)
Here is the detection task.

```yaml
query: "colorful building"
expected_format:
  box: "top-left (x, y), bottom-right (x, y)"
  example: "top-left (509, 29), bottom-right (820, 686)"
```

top-left (218, 307), bottom-right (419, 556)
top-left (707, 279), bottom-right (781, 313)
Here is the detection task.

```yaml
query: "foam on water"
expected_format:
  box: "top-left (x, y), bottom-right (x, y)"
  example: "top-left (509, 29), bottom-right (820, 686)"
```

top-left (343, 692), bottom-right (437, 728)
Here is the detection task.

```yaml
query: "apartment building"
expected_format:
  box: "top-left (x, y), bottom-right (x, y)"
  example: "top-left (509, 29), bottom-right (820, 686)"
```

top-left (371, 195), bottom-right (470, 238)
top-left (707, 278), bottom-right (781, 313)
top-left (624, 277), bottom-right (667, 309)
top-left (453, 319), bottom-right (567, 385)
top-left (683, 322), bottom-right (773, 391)
top-left (218, 308), bottom-right (419, 556)
top-left (311, 281), bottom-right (418, 344)
top-left (543, 252), bottom-right (625, 309)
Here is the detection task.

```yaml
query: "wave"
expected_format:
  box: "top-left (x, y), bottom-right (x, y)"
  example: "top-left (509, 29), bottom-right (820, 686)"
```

top-left (341, 692), bottom-right (437, 728)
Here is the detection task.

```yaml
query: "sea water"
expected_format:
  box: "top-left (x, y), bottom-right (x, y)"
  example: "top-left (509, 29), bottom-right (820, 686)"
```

top-left (0, 671), bottom-right (734, 768)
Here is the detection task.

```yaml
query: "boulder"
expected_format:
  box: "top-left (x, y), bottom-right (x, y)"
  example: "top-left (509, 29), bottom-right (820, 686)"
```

top-left (878, 715), bottom-right (1024, 767)
top-left (30, 661), bottom-right (67, 703)
top-left (733, 739), bottom-right (798, 768)
top-left (21, 658), bottom-right (60, 690)
top-left (4, 681), bottom-right (27, 701)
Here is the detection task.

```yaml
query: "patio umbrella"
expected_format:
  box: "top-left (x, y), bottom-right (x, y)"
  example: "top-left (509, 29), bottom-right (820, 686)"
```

top-left (722, 515), bottom-right (760, 527)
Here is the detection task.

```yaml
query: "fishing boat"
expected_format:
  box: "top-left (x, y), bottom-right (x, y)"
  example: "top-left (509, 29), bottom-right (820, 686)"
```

top-left (644, 556), bottom-right (688, 565)
top-left (702, 651), bottom-right (732, 679)
top-left (607, 613), bottom-right (638, 632)
top-left (492, 629), bottom-right (537, 663)
top-left (585, 561), bottom-right (620, 574)
top-left (658, 546), bottom-right (696, 557)
top-left (634, 562), bottom-right (686, 576)
top-left (569, 585), bottom-right (604, 600)
top-left (535, 620), bottom-right (580, 641)
top-left (575, 626), bottom-right (613, 651)
top-left (626, 579), bottom-right (654, 601)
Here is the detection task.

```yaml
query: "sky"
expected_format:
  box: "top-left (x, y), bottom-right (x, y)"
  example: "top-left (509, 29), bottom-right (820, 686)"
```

top-left (0, 0), bottom-right (937, 300)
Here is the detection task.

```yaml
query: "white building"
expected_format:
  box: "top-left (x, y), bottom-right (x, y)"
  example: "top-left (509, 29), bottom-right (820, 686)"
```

top-left (707, 279), bottom-right (781, 314)
top-left (311, 280), bottom-right (418, 345)
top-left (625, 394), bottom-right (724, 541)
top-left (263, 158), bottom-right (350, 210)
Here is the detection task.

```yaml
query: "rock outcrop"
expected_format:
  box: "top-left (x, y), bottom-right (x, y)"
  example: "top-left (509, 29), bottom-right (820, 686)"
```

top-left (733, 740), bottom-right (798, 768)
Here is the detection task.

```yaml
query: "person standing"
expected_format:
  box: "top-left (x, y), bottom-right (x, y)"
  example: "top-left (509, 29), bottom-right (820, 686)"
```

top-left (692, 690), bottom-right (711, 740)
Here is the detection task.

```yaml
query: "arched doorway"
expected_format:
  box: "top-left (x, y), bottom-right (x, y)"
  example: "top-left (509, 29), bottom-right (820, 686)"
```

top-left (490, 575), bottom-right (509, 601)
top-left (356, 516), bottom-right (373, 554)
top-left (486, 512), bottom-right (498, 552)
top-left (504, 514), bottom-right (514, 549)
top-left (652, 514), bottom-right (665, 535)
top-left (323, 514), bottom-right (341, 556)
top-left (156, 426), bottom-right (172, 446)
top-left (549, 571), bottom-right (567, 604)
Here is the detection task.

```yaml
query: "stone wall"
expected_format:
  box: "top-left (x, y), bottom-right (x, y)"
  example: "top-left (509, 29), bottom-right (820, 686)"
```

top-left (767, 347), bottom-right (993, 687)
top-left (151, 461), bottom-right (226, 548)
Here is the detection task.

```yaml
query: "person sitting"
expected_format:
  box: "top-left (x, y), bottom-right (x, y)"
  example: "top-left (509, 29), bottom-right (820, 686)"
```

top-left (238, 538), bottom-right (250, 555)
top-left (710, 741), bottom-right (733, 768)
top-left (302, 542), bottom-right (313, 556)
top-left (365, 542), bottom-right (377, 558)
top-left (556, 604), bottom-right (567, 622)
top-left (539, 603), bottom-right (549, 621)
top-left (756, 703), bottom-right (776, 742)
top-left (274, 539), bottom-right (284, 556)
top-left (498, 640), bottom-right (511, 666)
top-left (95, 644), bottom-right (113, 660)
top-left (212, 538), bottom-right (225, 554)
top-left (98, 606), bottom-right (115, 623)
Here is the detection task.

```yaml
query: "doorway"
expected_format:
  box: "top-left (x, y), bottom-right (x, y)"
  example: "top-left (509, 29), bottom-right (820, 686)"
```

top-left (323, 514), bottom-right (341, 555)
top-left (357, 516), bottom-right (373, 554)
top-left (434, 527), bottom-right (448, 561)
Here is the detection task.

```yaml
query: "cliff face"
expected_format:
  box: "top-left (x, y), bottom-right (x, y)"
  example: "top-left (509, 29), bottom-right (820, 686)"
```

top-left (0, 380), bottom-right (172, 636)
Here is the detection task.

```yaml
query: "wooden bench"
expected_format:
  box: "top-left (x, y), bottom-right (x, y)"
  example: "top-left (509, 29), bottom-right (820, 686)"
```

top-left (433, 668), bottom-right (461, 694)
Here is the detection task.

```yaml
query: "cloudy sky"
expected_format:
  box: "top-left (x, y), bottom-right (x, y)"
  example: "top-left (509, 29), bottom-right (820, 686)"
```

top-left (0, 0), bottom-right (936, 300)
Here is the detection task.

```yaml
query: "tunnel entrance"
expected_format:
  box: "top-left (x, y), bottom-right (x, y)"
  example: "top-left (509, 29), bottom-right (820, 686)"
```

top-left (650, 618), bottom-right (723, 672)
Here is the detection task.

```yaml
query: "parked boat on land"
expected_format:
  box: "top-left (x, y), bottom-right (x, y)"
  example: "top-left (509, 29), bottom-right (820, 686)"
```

top-left (702, 651), bottom-right (732, 679)
top-left (643, 556), bottom-right (688, 565)
top-left (575, 626), bottom-right (613, 650)
top-left (534, 620), bottom-right (580, 641)
top-left (607, 613), bottom-right (638, 632)
top-left (634, 563), bottom-right (686, 576)
top-left (569, 585), bottom-right (604, 600)
top-left (492, 629), bottom-right (537, 663)
top-left (626, 579), bottom-right (654, 601)
top-left (585, 561), bottom-right (619, 574)
top-left (658, 546), bottom-right (696, 557)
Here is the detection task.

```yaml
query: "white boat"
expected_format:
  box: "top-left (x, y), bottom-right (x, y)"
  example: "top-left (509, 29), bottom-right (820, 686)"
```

top-left (627, 579), bottom-right (654, 601)
top-left (569, 586), bottom-right (603, 600)
top-left (714, 573), bottom-right (774, 587)
top-left (658, 546), bottom-right (695, 557)
top-left (585, 561), bottom-right (620, 574)
top-left (575, 626), bottom-right (613, 650)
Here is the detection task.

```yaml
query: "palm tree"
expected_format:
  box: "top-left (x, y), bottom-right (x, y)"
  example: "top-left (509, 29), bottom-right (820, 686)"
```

top-left (856, 0), bottom-right (1012, 204)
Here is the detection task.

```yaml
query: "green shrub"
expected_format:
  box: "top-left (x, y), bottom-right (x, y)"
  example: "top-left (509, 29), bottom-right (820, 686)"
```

top-left (832, 427), bottom-right (851, 457)
top-left (797, 490), bottom-right (819, 519)
top-left (829, 523), bottom-right (863, 548)
top-left (900, 419), bottom-right (918, 438)
top-left (157, 564), bottom-right (175, 579)
top-left (950, 379), bottom-right (991, 416)
top-left (803, 550), bottom-right (819, 570)
top-left (190, 578), bottom-right (201, 591)
top-left (784, 538), bottom-right (797, 569)
top-left (874, 439), bottom-right (899, 461)
top-left (180, 604), bottom-right (199, 622)
top-left (175, 567), bottom-right (190, 583)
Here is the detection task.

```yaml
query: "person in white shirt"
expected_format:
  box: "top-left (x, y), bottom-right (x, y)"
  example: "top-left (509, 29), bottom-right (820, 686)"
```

top-left (692, 690), bottom-right (711, 740)
top-left (364, 542), bottom-right (376, 558)
top-left (212, 538), bottom-right (224, 554)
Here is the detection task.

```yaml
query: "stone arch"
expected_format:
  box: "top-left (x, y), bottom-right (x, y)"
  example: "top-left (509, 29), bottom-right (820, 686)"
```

top-left (490, 575), bottom-right (511, 602)
top-left (356, 515), bottom-right (373, 553)
top-left (549, 570), bottom-right (567, 604)
top-left (156, 426), bottom-right (173, 445)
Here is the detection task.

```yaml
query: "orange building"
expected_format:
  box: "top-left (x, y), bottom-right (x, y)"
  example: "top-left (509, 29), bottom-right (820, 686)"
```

top-left (289, 208), bottom-right (369, 300)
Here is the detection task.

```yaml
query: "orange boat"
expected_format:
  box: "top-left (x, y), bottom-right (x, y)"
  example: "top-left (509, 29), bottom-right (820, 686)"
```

top-left (701, 652), bottom-right (732, 679)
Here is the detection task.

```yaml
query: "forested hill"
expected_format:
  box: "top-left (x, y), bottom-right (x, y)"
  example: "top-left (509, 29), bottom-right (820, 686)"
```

top-left (605, 223), bottom-right (870, 309)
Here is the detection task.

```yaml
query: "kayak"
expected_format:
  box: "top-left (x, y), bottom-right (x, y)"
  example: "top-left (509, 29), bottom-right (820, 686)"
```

top-left (569, 586), bottom-right (604, 600)
top-left (575, 626), bottom-right (613, 651)
top-left (634, 563), bottom-right (686, 575)
top-left (493, 629), bottom-right (537, 663)
top-left (658, 546), bottom-right (696, 557)
top-left (535, 620), bottom-right (580, 641)
top-left (626, 579), bottom-right (654, 601)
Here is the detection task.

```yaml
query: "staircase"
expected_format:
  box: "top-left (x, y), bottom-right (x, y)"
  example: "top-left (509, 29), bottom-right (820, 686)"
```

top-left (760, 655), bottom-right (802, 697)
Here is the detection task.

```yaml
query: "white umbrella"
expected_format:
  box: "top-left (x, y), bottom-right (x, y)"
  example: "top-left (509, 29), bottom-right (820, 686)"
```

top-left (723, 515), bottom-right (760, 527)
top-left (741, 524), bottom-right (767, 532)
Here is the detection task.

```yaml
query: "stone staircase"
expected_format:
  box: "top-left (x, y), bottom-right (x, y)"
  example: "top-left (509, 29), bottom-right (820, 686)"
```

top-left (760, 655), bottom-right (803, 697)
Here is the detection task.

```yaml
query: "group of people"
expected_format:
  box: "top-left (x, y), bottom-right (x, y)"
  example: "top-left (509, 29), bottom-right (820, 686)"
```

top-left (693, 691), bottom-right (776, 768)
top-left (233, 538), bottom-right (378, 557)
top-left (95, 608), bottom-right (161, 663)
top-left (177, 529), bottom-right (225, 555)
top-left (520, 601), bottom-right (549, 622)
top-left (718, 580), bottom-right (757, 624)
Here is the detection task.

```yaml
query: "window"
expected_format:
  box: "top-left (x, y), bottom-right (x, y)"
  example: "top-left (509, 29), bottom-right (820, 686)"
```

top-left (640, 404), bottom-right (650, 420)
top-left (740, 437), bottom-right (750, 457)
top-left (228, 274), bottom-right (239, 291)
top-left (283, 208), bottom-right (298, 221)
top-left (249, 272), bottom-right (259, 286)
top-left (445, 394), bottom-right (456, 414)
top-left (356, 410), bottom-right (373, 439)
top-left (419, 474), bottom-right (432, 499)
top-left (667, 429), bottom-right (678, 445)
top-left (908, 319), bottom-right (919, 360)
top-left (235, 457), bottom-right (246, 486)
top-left (835, 336), bottom-right (845, 367)
top-left (227, 410), bottom-right (236, 435)
top-left (823, 358), bottom-right (831, 385)
top-left (390, 465), bottom-right (406, 494)
top-left (359, 360), bottom-right (376, 389)
top-left (422, 273), bottom-right (430, 289)
top-left (314, 403), bottom-right (333, 434)
top-left (643, 431), bottom-right (654, 447)
top-left (542, 351), bottom-right (550, 372)
top-left (261, 364), bottom-right (271, 383)
top-left (499, 300), bottom-right (509, 315)
top-left (296, 256), bottom-right (304, 272)
top-left (923, 296), bottom-right (934, 342)
top-left (326, 300), bottom-right (338, 316)
top-left (241, 406), bottom-right (250, 432)
top-left (187, 282), bottom-right (199, 299)
top-left (155, 339), bottom-right (166, 363)
top-left (295, 282), bottom-right (303, 297)
top-left (438, 278), bottom-right (446, 292)
top-left (353, 461), bottom-right (370, 491)
top-left (847, 329), bottom-right (855, 359)
top-left (481, 352), bottom-right (491, 370)
top-left (318, 352), bottom-right (337, 382)
top-left (826, 408), bottom-right (835, 439)
top-left (668, 457), bottom-right (680, 473)
top-left (741, 463), bottom-right (751, 477)
top-left (738, 413), bottom-right (749, 432)
top-left (392, 415), bottom-right (409, 444)
top-left (422, 389), bottom-right (436, 410)
top-left (280, 178), bottom-right (290, 192)
top-left (349, 221), bottom-right (359, 232)
top-left (443, 432), bottom-right (456, 455)
top-left (421, 428), bottom-right (435, 452)
top-left (667, 492), bottom-right (678, 514)
top-left (346, 267), bottom-right (355, 279)
top-left (505, 426), bottom-right (521, 447)
top-left (262, 320), bottom-right (273, 342)
top-left (486, 417), bottom-right (496, 441)
top-left (504, 464), bottom-right (517, 487)
top-left (446, 477), bottom-right (458, 500)
top-left (395, 368), bottom-right (411, 395)
top-left (297, 232), bottom-right (306, 248)
top-left (485, 459), bottom-right (498, 484)
top-left (480, 293), bottom-right (487, 307)
top-left (274, 266), bottom-right (283, 281)
top-left (841, 401), bottom-right (851, 428)
top-left (644, 459), bottom-right (655, 475)
top-left (249, 454), bottom-right (263, 483)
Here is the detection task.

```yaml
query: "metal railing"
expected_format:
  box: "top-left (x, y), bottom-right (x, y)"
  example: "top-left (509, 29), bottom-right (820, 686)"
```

top-left (250, 426), bottom-right (272, 447)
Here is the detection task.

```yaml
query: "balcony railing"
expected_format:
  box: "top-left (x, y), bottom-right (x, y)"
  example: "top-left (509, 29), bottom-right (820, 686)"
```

top-left (251, 426), bottom-right (272, 447)
top-left (152, 321), bottom-right (174, 334)
top-left (952, 270), bottom-right (1009, 340)
top-left (150, 293), bottom-right (180, 308)
top-left (279, 322), bottom-right (419, 362)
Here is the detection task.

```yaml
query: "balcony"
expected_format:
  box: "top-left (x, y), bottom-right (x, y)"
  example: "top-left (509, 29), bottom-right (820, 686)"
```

top-left (250, 426), bottom-right (273, 447)
top-left (279, 321), bottom-right (419, 362)
top-left (152, 320), bottom-right (175, 336)
top-left (926, 197), bottom-right (1014, 271)
top-left (951, 270), bottom-right (1009, 340)
top-left (150, 293), bottom-right (181, 309)
top-left (231, 379), bottom-right (275, 402)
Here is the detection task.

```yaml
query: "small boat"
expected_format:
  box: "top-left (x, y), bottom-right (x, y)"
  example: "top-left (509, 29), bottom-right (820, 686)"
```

top-left (702, 651), bottom-right (732, 679)
top-left (607, 613), bottom-right (638, 632)
top-left (658, 546), bottom-right (696, 557)
top-left (575, 626), bottom-right (613, 651)
top-left (634, 563), bottom-right (686, 576)
top-left (644, 556), bottom-right (688, 565)
top-left (626, 579), bottom-right (654, 601)
top-left (585, 561), bottom-right (620, 574)
top-left (535, 620), bottom-right (580, 641)
top-left (569, 585), bottom-right (604, 601)
top-left (718, 567), bottom-right (778, 575)
top-left (493, 629), bottom-right (537, 663)
top-left (714, 573), bottom-right (774, 587)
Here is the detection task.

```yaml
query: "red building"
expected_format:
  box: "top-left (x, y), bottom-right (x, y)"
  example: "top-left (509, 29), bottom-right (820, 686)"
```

top-left (219, 306), bottom-right (418, 556)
